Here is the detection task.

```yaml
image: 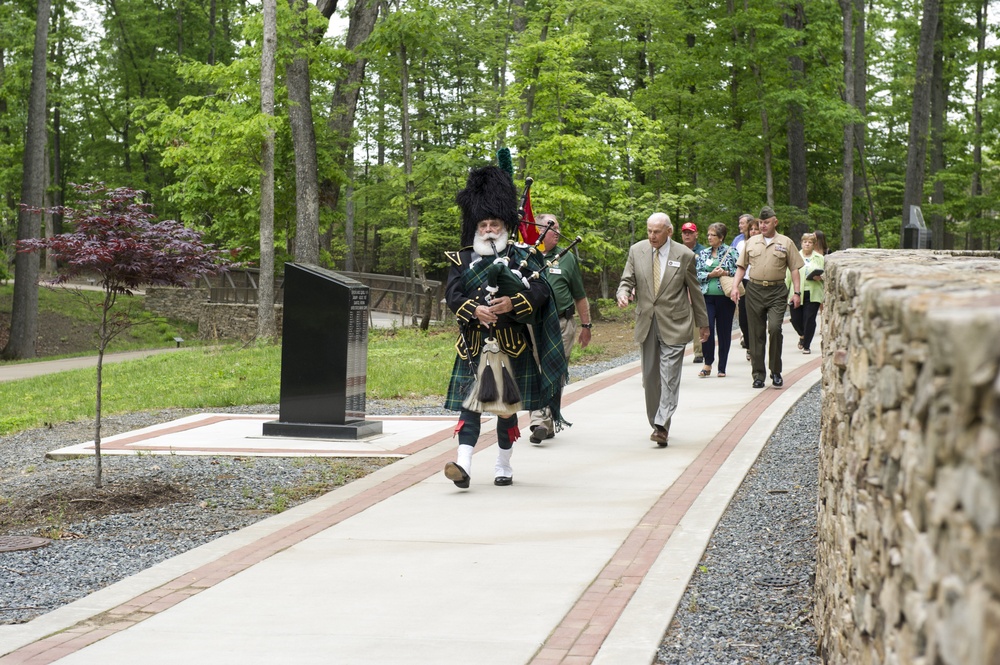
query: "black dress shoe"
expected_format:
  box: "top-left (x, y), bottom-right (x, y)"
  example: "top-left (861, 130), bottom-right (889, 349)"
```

top-left (752, 379), bottom-right (765, 389)
top-left (771, 373), bottom-right (783, 387)
top-left (444, 462), bottom-right (470, 488)
top-left (494, 475), bottom-right (513, 486)
top-left (529, 425), bottom-right (553, 444)
top-left (693, 355), bottom-right (704, 364)
top-left (650, 427), bottom-right (669, 447)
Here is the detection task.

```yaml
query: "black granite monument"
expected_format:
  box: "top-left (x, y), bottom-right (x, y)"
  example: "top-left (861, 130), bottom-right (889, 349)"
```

top-left (262, 263), bottom-right (383, 439)
top-left (903, 205), bottom-right (931, 249)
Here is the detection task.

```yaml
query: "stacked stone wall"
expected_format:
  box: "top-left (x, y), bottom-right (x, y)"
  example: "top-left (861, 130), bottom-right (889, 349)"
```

top-left (816, 250), bottom-right (1000, 665)
top-left (144, 286), bottom-right (209, 324)
top-left (144, 287), bottom-right (282, 340)
top-left (197, 303), bottom-right (283, 341)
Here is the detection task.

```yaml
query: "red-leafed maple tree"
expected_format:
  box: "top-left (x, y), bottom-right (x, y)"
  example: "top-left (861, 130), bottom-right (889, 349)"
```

top-left (19, 183), bottom-right (236, 487)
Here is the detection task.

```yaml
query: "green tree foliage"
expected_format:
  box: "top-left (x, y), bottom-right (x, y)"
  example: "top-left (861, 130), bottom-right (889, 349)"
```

top-left (1, 0), bottom-right (998, 295)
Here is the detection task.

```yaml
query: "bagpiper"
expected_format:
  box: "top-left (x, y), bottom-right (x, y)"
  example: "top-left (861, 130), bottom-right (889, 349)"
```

top-left (443, 165), bottom-right (567, 489)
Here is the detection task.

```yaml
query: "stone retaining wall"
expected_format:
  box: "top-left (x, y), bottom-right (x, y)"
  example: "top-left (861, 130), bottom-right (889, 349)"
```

top-left (145, 286), bottom-right (283, 340)
top-left (197, 303), bottom-right (283, 341)
top-left (816, 250), bottom-right (1000, 665)
top-left (144, 286), bottom-right (209, 324)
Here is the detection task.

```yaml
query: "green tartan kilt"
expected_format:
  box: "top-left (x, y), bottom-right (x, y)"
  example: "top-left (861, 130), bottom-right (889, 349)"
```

top-left (444, 342), bottom-right (543, 412)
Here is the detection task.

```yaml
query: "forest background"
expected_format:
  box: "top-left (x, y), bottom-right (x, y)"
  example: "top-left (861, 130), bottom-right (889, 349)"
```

top-left (1, 0), bottom-right (998, 336)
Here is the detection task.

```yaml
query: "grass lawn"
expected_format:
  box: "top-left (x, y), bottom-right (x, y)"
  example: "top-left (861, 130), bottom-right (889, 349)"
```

top-left (0, 327), bottom-right (457, 435)
top-left (0, 292), bottom-right (635, 436)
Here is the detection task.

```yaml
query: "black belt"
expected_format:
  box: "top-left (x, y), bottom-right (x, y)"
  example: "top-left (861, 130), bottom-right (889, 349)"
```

top-left (748, 278), bottom-right (784, 287)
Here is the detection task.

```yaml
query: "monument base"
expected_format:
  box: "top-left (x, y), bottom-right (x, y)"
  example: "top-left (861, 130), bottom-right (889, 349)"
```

top-left (262, 419), bottom-right (383, 440)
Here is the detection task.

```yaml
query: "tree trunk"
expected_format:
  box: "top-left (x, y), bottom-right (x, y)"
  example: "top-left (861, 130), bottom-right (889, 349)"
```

top-left (784, 4), bottom-right (808, 242)
top-left (209, 0), bottom-right (217, 65)
top-left (398, 37), bottom-right (431, 331)
top-left (257, 0), bottom-right (277, 340)
top-left (95, 345), bottom-right (105, 487)
top-left (3, 0), bottom-right (51, 360)
top-left (746, 0), bottom-right (774, 207)
top-left (286, 57), bottom-right (320, 265)
top-left (44, 145), bottom-right (54, 273)
top-left (840, 0), bottom-right (854, 251)
top-left (320, 0), bottom-right (379, 256)
top-left (92, 293), bottom-right (117, 488)
top-left (345, 161), bottom-right (356, 271)
top-left (928, 11), bottom-right (945, 248)
top-left (176, 0), bottom-right (184, 56)
top-left (515, 7), bottom-right (551, 175)
top-left (728, 0), bottom-right (743, 199)
top-left (901, 0), bottom-right (941, 233)
top-left (971, 0), bottom-right (985, 202)
top-left (851, 0), bottom-right (866, 246)
top-left (51, 0), bottom-right (64, 239)
top-left (285, 0), bottom-right (326, 265)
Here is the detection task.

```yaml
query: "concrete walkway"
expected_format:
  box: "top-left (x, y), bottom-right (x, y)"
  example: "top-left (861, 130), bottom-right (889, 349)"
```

top-left (0, 321), bottom-right (821, 665)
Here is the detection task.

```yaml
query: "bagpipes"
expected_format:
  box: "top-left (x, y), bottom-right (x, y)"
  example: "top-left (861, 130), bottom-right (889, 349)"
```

top-left (462, 171), bottom-right (583, 418)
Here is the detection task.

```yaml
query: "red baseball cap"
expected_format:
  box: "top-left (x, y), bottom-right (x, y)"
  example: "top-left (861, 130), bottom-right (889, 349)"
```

top-left (681, 223), bottom-right (697, 232)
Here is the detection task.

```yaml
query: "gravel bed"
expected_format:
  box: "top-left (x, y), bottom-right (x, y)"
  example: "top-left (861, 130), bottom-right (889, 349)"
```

top-left (657, 382), bottom-right (821, 664)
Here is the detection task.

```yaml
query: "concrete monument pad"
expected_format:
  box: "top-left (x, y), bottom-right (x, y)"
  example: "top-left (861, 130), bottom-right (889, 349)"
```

top-left (46, 413), bottom-right (459, 460)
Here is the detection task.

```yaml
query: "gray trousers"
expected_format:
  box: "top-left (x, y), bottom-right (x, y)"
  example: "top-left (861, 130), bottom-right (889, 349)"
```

top-left (639, 318), bottom-right (685, 431)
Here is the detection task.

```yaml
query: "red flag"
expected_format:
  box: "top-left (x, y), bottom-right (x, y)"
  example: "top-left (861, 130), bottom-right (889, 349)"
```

top-left (518, 187), bottom-right (539, 245)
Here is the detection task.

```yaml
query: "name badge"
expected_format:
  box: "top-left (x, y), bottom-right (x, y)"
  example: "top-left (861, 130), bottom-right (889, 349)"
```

top-left (549, 267), bottom-right (562, 275)
top-left (667, 260), bottom-right (680, 268)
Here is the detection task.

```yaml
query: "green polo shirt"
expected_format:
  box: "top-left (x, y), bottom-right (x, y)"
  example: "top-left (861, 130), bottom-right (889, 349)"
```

top-left (543, 247), bottom-right (586, 314)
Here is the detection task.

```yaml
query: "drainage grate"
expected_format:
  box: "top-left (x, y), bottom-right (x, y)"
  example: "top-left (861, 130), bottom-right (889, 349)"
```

top-left (0, 536), bottom-right (52, 553)
top-left (755, 575), bottom-right (804, 588)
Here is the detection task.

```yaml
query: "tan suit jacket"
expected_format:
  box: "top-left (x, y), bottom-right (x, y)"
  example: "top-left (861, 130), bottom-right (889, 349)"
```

top-left (617, 239), bottom-right (709, 345)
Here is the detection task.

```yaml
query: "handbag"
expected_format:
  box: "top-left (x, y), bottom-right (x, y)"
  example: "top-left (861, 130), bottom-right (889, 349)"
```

top-left (718, 246), bottom-right (744, 296)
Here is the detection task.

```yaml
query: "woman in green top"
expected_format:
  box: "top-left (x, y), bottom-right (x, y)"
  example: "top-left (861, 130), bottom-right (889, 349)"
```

top-left (695, 222), bottom-right (738, 377)
top-left (789, 232), bottom-right (824, 354)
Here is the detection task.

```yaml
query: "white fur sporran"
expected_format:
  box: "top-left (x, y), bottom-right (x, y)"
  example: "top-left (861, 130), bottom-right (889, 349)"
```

top-left (462, 336), bottom-right (522, 417)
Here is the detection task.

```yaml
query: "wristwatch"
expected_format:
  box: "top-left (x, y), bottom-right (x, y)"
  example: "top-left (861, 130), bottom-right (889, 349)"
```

top-left (580, 323), bottom-right (593, 329)
top-left (793, 291), bottom-right (801, 295)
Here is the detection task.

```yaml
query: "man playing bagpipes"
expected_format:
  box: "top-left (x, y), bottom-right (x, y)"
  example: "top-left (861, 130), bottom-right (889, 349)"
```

top-left (443, 165), bottom-right (568, 489)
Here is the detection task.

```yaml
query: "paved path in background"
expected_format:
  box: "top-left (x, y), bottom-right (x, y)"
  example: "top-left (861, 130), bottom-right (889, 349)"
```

top-left (0, 347), bottom-right (189, 383)
top-left (0, 311), bottom-right (410, 384)
top-left (0, 321), bottom-right (821, 664)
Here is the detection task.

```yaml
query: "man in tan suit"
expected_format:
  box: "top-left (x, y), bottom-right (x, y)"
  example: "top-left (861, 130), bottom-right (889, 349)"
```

top-left (617, 213), bottom-right (709, 447)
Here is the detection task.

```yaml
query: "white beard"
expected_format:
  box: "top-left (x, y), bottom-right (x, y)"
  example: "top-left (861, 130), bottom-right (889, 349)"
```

top-left (473, 229), bottom-right (509, 257)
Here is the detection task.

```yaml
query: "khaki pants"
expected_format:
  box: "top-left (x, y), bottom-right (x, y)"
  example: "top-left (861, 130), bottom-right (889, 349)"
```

top-left (691, 318), bottom-right (703, 357)
top-left (745, 282), bottom-right (788, 382)
top-left (530, 316), bottom-right (576, 431)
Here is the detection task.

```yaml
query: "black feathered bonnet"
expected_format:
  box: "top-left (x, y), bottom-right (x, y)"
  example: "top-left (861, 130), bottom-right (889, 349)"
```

top-left (456, 166), bottom-right (519, 247)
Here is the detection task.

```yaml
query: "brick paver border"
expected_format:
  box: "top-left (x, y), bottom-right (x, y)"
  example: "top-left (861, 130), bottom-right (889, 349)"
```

top-left (528, 356), bottom-right (822, 664)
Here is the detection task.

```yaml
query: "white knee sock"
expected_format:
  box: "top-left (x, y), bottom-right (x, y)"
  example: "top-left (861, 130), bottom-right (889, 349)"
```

top-left (495, 446), bottom-right (513, 478)
top-left (457, 445), bottom-right (474, 475)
